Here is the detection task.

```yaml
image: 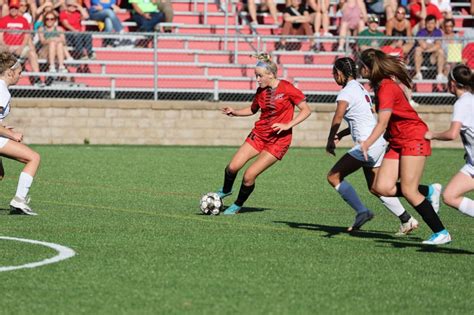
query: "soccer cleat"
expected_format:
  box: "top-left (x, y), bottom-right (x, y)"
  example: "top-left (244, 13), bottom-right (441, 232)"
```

top-left (216, 188), bottom-right (232, 199)
top-left (413, 72), bottom-right (423, 80)
top-left (427, 183), bottom-right (442, 213)
top-left (422, 229), bottom-right (451, 245)
top-left (223, 203), bottom-right (241, 215)
top-left (10, 196), bottom-right (37, 216)
top-left (395, 217), bottom-right (419, 236)
top-left (347, 210), bottom-right (374, 232)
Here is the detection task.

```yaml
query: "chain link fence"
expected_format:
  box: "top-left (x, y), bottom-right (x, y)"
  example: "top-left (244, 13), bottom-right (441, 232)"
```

top-left (7, 30), bottom-right (473, 105)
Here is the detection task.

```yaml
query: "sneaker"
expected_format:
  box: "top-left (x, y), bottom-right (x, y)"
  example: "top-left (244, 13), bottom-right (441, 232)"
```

top-left (80, 54), bottom-right (89, 60)
top-left (89, 52), bottom-right (97, 60)
top-left (10, 196), bottom-right (37, 216)
top-left (436, 73), bottom-right (447, 82)
top-left (422, 229), bottom-right (451, 245)
top-left (58, 66), bottom-right (68, 74)
top-left (413, 72), bottom-right (423, 80)
top-left (395, 217), bottom-right (419, 236)
top-left (427, 183), bottom-right (442, 213)
top-left (49, 66), bottom-right (57, 73)
top-left (223, 203), bottom-right (241, 215)
top-left (347, 210), bottom-right (374, 232)
top-left (216, 188), bottom-right (232, 199)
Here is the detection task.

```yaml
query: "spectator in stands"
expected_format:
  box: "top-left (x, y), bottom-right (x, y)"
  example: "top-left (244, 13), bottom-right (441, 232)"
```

top-left (385, 5), bottom-right (414, 57)
top-left (38, 0), bottom-right (65, 13)
top-left (156, 0), bottom-right (173, 32)
top-left (357, 14), bottom-right (384, 51)
top-left (279, 0), bottom-right (315, 51)
top-left (441, 18), bottom-right (461, 68)
top-left (430, 0), bottom-right (452, 18)
top-left (89, 0), bottom-right (125, 46)
top-left (38, 10), bottom-right (68, 73)
top-left (129, 0), bottom-right (165, 32)
top-left (313, 0), bottom-right (331, 37)
top-left (18, 0), bottom-right (37, 23)
top-left (337, 0), bottom-right (367, 52)
top-left (246, 0), bottom-right (279, 26)
top-left (0, 0), bottom-right (42, 86)
top-left (413, 14), bottom-right (446, 81)
top-left (409, 0), bottom-right (443, 32)
top-left (60, 0), bottom-right (95, 60)
top-left (462, 28), bottom-right (474, 69)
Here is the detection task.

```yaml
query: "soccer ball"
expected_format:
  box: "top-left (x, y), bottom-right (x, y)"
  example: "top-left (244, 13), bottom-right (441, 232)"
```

top-left (200, 192), bottom-right (223, 215)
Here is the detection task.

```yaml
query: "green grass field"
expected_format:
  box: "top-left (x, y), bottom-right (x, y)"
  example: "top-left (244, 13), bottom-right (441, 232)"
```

top-left (0, 145), bottom-right (473, 314)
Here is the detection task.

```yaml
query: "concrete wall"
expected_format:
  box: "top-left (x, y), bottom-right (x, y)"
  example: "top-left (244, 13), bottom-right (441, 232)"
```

top-left (7, 99), bottom-right (460, 148)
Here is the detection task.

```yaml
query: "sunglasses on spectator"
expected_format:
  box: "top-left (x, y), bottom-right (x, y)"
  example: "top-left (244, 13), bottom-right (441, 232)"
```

top-left (396, 11), bottom-right (405, 14)
top-left (45, 17), bottom-right (56, 21)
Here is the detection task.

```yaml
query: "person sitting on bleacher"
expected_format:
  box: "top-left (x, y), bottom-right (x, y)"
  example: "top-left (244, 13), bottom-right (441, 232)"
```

top-left (246, 0), bottom-right (279, 27)
top-left (37, 10), bottom-right (68, 73)
top-left (0, 0), bottom-right (43, 86)
top-left (357, 14), bottom-right (384, 51)
top-left (385, 5), bottom-right (414, 57)
top-left (430, 0), bottom-right (452, 18)
top-left (278, 0), bottom-right (315, 51)
top-left (37, 0), bottom-right (66, 13)
top-left (89, 0), bottom-right (125, 46)
top-left (409, 0), bottom-right (443, 32)
top-left (59, 0), bottom-right (95, 60)
top-left (156, 0), bottom-right (173, 32)
top-left (413, 14), bottom-right (446, 81)
top-left (18, 0), bottom-right (37, 23)
top-left (129, 0), bottom-right (164, 32)
top-left (337, 0), bottom-right (367, 52)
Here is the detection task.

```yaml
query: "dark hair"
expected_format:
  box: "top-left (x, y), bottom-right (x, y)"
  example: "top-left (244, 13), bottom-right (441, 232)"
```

top-left (359, 48), bottom-right (412, 89)
top-left (333, 57), bottom-right (357, 86)
top-left (425, 14), bottom-right (437, 23)
top-left (449, 64), bottom-right (474, 92)
top-left (396, 5), bottom-right (406, 13)
top-left (0, 49), bottom-right (18, 75)
top-left (443, 18), bottom-right (455, 26)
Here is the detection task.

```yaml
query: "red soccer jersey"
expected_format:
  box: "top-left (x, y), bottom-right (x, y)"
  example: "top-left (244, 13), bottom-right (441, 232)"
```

top-left (250, 80), bottom-right (305, 138)
top-left (410, 2), bottom-right (443, 27)
top-left (376, 79), bottom-right (428, 145)
top-left (0, 15), bottom-right (30, 46)
top-left (59, 10), bottom-right (83, 32)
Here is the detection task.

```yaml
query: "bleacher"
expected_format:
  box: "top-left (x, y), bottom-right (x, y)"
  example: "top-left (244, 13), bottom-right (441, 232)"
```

top-left (9, 0), bottom-right (474, 104)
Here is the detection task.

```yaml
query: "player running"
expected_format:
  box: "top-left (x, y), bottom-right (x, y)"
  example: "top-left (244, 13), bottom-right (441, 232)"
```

top-left (0, 50), bottom-right (41, 215)
top-left (215, 53), bottom-right (311, 214)
top-left (326, 57), bottom-right (419, 234)
top-left (359, 49), bottom-right (450, 245)
top-left (425, 64), bottom-right (474, 218)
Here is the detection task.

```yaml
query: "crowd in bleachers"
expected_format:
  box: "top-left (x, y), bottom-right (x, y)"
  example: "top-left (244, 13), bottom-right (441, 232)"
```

top-left (0, 0), bottom-right (471, 88)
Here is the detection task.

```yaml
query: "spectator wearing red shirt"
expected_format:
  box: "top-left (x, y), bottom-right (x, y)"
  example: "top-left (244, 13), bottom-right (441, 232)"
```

top-left (409, 0), bottom-right (443, 32)
top-left (359, 48), bottom-right (451, 245)
top-left (0, 0), bottom-right (41, 85)
top-left (59, 0), bottom-right (95, 59)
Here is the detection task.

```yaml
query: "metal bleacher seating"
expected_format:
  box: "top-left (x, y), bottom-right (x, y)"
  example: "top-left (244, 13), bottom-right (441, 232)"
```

top-left (10, 0), bottom-right (474, 104)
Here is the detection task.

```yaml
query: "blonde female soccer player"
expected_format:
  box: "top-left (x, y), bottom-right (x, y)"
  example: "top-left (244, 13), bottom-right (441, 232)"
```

top-left (327, 57), bottom-right (418, 234)
top-left (425, 64), bottom-right (474, 218)
top-left (359, 49), bottom-right (450, 245)
top-left (216, 53), bottom-right (311, 215)
top-left (0, 50), bottom-right (41, 215)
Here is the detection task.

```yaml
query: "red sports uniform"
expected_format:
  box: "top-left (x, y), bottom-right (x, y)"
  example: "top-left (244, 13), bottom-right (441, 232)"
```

top-left (247, 80), bottom-right (306, 160)
top-left (376, 78), bottom-right (431, 158)
top-left (409, 2), bottom-right (443, 28)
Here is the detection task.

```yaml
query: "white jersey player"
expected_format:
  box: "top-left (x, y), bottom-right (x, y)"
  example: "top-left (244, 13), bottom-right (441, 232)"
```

top-left (0, 51), bottom-right (41, 215)
top-left (426, 64), bottom-right (474, 218)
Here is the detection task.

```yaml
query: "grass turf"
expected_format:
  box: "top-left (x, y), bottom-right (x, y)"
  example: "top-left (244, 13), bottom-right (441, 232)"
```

top-left (0, 145), bottom-right (473, 314)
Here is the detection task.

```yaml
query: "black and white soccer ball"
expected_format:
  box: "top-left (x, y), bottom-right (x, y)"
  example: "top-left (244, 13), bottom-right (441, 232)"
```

top-left (200, 192), bottom-right (223, 215)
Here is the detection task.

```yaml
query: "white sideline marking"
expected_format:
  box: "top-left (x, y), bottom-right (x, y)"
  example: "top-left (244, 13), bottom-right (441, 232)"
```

top-left (0, 236), bottom-right (76, 272)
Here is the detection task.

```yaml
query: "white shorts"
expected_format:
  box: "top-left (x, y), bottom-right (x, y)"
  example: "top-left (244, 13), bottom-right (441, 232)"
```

top-left (0, 137), bottom-right (8, 148)
top-left (460, 164), bottom-right (474, 177)
top-left (348, 143), bottom-right (387, 168)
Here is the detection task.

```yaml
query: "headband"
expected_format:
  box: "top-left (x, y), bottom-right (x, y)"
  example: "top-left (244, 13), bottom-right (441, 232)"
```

top-left (10, 60), bottom-right (21, 70)
top-left (256, 61), bottom-right (269, 69)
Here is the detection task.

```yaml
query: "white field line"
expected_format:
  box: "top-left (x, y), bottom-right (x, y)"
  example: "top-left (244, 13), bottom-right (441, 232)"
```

top-left (0, 236), bottom-right (76, 272)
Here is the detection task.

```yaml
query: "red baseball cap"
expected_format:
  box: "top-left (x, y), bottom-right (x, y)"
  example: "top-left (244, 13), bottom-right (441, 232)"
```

top-left (9, 0), bottom-right (20, 9)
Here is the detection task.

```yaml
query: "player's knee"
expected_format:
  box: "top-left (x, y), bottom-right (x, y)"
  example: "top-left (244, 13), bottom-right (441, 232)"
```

top-left (226, 164), bottom-right (239, 175)
top-left (442, 190), bottom-right (456, 208)
top-left (242, 172), bottom-right (256, 186)
top-left (326, 172), bottom-right (340, 187)
top-left (29, 151), bottom-right (41, 165)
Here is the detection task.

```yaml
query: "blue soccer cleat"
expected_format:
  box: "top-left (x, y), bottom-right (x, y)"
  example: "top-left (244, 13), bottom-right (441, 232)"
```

top-left (422, 229), bottom-right (451, 245)
top-left (223, 203), bottom-right (241, 215)
top-left (216, 188), bottom-right (232, 199)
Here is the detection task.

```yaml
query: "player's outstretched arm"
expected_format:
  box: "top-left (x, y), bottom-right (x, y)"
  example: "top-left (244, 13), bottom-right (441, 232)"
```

top-left (360, 110), bottom-right (391, 160)
top-left (221, 106), bottom-right (255, 117)
top-left (425, 121), bottom-right (461, 141)
top-left (271, 101), bottom-right (312, 134)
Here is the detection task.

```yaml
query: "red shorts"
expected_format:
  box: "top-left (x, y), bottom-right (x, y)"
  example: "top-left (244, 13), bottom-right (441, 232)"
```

top-left (384, 140), bottom-right (432, 159)
top-left (245, 131), bottom-right (292, 160)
